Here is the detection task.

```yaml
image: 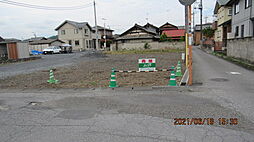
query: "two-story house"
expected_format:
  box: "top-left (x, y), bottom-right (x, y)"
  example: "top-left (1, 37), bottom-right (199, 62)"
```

top-left (55, 20), bottom-right (101, 51)
top-left (226, 0), bottom-right (254, 62)
top-left (93, 26), bottom-right (114, 48)
top-left (214, 0), bottom-right (232, 51)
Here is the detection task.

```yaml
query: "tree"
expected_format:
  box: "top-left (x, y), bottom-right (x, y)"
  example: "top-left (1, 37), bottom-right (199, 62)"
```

top-left (179, 36), bottom-right (185, 42)
top-left (202, 27), bottom-right (215, 39)
top-left (160, 33), bottom-right (168, 42)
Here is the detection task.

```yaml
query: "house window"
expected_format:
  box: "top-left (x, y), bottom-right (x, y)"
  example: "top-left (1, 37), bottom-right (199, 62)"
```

top-left (228, 8), bottom-right (232, 16)
top-left (235, 1), bottom-right (240, 14)
top-left (75, 40), bottom-right (79, 46)
top-left (241, 25), bottom-right (244, 38)
top-left (235, 26), bottom-right (239, 37)
top-left (61, 30), bottom-right (65, 35)
top-left (74, 29), bottom-right (79, 34)
top-left (84, 29), bottom-right (88, 35)
top-left (68, 40), bottom-right (72, 45)
top-left (245, 0), bottom-right (252, 8)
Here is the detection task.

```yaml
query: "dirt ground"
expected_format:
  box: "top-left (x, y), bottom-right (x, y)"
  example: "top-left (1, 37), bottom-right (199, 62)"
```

top-left (0, 52), bottom-right (185, 89)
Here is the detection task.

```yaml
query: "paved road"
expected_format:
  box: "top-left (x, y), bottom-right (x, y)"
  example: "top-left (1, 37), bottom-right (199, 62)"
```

top-left (0, 51), bottom-right (100, 79)
top-left (0, 48), bottom-right (253, 142)
top-left (192, 47), bottom-right (254, 123)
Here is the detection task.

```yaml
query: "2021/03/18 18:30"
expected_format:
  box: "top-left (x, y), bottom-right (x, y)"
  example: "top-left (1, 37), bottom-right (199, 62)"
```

top-left (174, 118), bottom-right (238, 126)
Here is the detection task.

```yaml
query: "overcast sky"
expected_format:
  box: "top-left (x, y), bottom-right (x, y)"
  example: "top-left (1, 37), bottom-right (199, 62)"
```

top-left (0, 0), bottom-right (215, 39)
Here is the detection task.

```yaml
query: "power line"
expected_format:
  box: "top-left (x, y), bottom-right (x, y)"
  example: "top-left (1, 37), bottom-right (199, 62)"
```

top-left (0, 0), bottom-right (93, 10)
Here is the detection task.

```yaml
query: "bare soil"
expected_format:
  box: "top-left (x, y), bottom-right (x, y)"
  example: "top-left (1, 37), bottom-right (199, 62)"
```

top-left (0, 52), bottom-right (184, 89)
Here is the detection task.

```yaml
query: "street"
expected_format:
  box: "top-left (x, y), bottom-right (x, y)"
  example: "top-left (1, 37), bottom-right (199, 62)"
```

top-left (0, 47), bottom-right (254, 142)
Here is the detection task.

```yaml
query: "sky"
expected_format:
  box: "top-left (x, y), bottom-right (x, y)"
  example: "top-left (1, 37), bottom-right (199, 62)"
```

top-left (0, 0), bottom-right (216, 39)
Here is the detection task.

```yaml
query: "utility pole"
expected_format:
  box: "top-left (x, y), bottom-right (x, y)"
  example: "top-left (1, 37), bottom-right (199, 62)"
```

top-left (188, 5), bottom-right (193, 86)
top-left (199, 0), bottom-right (203, 43)
top-left (93, 0), bottom-right (99, 50)
top-left (205, 16), bottom-right (208, 24)
top-left (179, 0), bottom-right (195, 86)
top-left (185, 6), bottom-right (189, 67)
top-left (102, 18), bottom-right (107, 50)
top-left (192, 9), bottom-right (195, 45)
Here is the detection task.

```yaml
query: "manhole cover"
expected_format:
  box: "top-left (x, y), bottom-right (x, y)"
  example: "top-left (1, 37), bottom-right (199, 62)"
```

top-left (210, 78), bottom-right (229, 82)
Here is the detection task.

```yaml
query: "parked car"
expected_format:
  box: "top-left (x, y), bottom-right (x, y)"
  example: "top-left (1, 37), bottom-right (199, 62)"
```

top-left (31, 50), bottom-right (43, 55)
top-left (43, 46), bottom-right (62, 54)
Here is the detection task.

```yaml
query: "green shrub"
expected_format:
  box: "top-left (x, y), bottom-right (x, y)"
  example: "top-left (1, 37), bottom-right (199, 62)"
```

top-left (144, 43), bottom-right (151, 49)
top-left (160, 33), bottom-right (168, 42)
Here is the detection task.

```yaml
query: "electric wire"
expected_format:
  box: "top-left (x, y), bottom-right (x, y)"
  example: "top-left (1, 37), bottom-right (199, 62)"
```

top-left (0, 0), bottom-right (93, 10)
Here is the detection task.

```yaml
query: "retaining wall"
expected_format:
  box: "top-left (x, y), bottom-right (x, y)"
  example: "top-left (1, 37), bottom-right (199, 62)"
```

top-left (227, 37), bottom-right (254, 62)
top-left (111, 41), bottom-right (185, 51)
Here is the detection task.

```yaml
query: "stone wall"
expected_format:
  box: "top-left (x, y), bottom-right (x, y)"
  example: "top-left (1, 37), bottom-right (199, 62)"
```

top-left (110, 41), bottom-right (185, 51)
top-left (227, 37), bottom-right (254, 62)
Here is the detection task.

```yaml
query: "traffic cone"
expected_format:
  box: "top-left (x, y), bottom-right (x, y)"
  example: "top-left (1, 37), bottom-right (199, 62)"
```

top-left (109, 68), bottom-right (118, 88)
top-left (47, 69), bottom-right (59, 84)
top-left (168, 71), bottom-right (177, 86)
top-left (176, 66), bottom-right (182, 77)
top-left (178, 61), bottom-right (181, 66)
top-left (171, 66), bottom-right (175, 71)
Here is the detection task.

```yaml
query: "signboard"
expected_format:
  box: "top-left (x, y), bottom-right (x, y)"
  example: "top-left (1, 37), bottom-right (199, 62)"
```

top-left (179, 0), bottom-right (196, 6)
top-left (138, 58), bottom-right (156, 71)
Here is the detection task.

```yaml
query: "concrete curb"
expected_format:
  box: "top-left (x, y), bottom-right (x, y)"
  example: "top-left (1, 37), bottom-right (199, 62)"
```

top-left (180, 69), bottom-right (189, 86)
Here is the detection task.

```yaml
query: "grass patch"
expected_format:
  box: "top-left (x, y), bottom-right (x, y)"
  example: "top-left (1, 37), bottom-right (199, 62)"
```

top-left (104, 49), bottom-right (184, 55)
top-left (212, 52), bottom-right (254, 71)
top-left (88, 81), bottom-right (98, 86)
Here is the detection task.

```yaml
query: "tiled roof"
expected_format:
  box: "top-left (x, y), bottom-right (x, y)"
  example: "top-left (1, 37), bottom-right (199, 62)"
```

top-left (119, 24), bottom-right (158, 37)
top-left (29, 39), bottom-right (64, 45)
top-left (217, 0), bottom-right (231, 5)
top-left (162, 29), bottom-right (185, 37)
top-left (55, 20), bottom-right (92, 31)
top-left (93, 26), bottom-right (114, 31)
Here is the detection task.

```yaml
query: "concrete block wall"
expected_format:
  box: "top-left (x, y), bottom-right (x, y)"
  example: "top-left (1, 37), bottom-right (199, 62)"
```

top-left (111, 41), bottom-right (185, 51)
top-left (227, 37), bottom-right (254, 62)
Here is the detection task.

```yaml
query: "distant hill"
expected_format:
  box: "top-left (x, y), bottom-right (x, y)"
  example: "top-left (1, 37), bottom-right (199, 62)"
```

top-left (48, 35), bottom-right (58, 39)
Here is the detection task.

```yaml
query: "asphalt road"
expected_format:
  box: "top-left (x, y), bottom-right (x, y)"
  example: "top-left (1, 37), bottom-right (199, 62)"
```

top-left (0, 48), bottom-right (253, 142)
top-left (192, 47), bottom-right (254, 123)
top-left (0, 51), bottom-right (99, 79)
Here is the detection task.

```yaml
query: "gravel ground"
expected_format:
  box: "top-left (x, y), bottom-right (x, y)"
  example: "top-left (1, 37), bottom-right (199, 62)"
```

top-left (0, 52), bottom-right (184, 89)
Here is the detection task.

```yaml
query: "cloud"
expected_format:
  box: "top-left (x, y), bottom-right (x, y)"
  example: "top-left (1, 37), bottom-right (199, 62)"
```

top-left (0, 0), bottom-right (215, 39)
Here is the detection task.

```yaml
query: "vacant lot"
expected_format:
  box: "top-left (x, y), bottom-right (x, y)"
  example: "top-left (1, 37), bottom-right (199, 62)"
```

top-left (0, 50), bottom-right (184, 89)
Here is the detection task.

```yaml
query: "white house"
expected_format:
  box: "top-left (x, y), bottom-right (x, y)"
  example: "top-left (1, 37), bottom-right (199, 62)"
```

top-left (55, 20), bottom-right (101, 51)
